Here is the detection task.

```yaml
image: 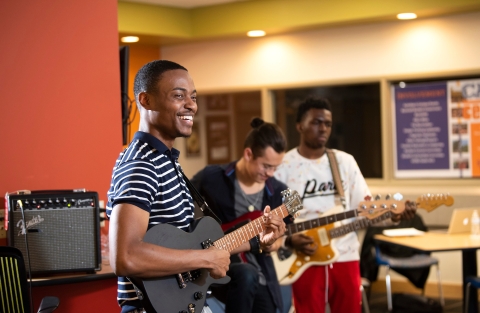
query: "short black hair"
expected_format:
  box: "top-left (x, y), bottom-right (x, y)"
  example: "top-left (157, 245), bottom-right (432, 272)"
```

top-left (133, 60), bottom-right (187, 99)
top-left (296, 97), bottom-right (332, 123)
top-left (244, 117), bottom-right (287, 158)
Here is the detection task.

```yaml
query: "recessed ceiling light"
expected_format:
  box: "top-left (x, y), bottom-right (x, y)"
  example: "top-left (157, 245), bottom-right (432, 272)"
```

top-left (121, 36), bottom-right (139, 43)
top-left (247, 30), bottom-right (266, 37)
top-left (397, 13), bottom-right (417, 20)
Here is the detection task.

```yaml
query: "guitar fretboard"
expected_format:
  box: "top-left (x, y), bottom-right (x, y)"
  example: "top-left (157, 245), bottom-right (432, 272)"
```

top-left (329, 211), bottom-right (392, 238)
top-left (285, 210), bottom-right (358, 236)
top-left (213, 204), bottom-right (290, 253)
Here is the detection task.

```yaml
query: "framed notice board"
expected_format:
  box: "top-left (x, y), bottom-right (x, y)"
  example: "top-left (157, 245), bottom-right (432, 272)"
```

top-left (392, 78), bottom-right (480, 178)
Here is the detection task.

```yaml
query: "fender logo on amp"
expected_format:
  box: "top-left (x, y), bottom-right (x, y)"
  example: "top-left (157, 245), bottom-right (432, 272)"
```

top-left (16, 215), bottom-right (44, 236)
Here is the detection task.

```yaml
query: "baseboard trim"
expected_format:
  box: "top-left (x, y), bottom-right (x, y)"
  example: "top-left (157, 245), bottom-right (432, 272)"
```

top-left (370, 279), bottom-right (463, 299)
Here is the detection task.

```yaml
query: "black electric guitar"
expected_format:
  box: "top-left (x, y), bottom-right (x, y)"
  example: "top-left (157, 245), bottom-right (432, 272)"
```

top-left (128, 189), bottom-right (303, 313)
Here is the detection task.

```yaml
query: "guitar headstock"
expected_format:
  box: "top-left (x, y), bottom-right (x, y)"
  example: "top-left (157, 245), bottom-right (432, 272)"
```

top-left (416, 193), bottom-right (454, 212)
top-left (357, 193), bottom-right (405, 219)
top-left (282, 189), bottom-right (303, 216)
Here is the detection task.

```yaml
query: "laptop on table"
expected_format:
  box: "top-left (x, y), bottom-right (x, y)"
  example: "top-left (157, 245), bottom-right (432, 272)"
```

top-left (435, 208), bottom-right (479, 234)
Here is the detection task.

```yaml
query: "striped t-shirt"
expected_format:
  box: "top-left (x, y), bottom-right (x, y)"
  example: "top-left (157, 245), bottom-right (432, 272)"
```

top-left (106, 131), bottom-right (195, 308)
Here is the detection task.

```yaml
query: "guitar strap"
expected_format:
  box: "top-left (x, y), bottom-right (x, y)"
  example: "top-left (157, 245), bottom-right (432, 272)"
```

top-left (179, 168), bottom-right (223, 225)
top-left (326, 148), bottom-right (347, 210)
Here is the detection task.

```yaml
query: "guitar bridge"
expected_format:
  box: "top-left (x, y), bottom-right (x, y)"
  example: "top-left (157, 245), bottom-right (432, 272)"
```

top-left (176, 270), bottom-right (202, 289)
top-left (175, 238), bottom-right (211, 289)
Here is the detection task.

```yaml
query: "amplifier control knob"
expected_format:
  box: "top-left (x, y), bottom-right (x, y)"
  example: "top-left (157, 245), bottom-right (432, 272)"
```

top-left (24, 200), bottom-right (30, 206)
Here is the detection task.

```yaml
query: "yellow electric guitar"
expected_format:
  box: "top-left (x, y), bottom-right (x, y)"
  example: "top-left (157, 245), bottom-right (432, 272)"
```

top-left (273, 193), bottom-right (454, 285)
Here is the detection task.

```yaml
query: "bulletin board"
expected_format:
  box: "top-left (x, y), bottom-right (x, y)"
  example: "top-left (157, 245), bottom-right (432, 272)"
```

top-left (392, 78), bottom-right (480, 178)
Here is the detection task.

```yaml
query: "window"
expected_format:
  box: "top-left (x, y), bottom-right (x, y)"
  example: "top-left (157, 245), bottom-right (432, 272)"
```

top-left (273, 83), bottom-right (382, 178)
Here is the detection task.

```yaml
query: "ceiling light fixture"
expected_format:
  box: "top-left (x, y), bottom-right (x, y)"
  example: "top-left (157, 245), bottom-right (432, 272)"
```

top-left (121, 36), bottom-right (139, 43)
top-left (247, 30), bottom-right (266, 37)
top-left (397, 13), bottom-right (417, 20)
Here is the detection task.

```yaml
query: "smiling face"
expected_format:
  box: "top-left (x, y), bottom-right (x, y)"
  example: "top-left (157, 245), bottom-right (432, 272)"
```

top-left (297, 108), bottom-right (332, 150)
top-left (139, 69), bottom-right (197, 148)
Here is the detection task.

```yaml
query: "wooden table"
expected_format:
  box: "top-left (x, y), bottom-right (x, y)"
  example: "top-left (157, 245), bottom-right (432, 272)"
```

top-left (374, 232), bottom-right (480, 313)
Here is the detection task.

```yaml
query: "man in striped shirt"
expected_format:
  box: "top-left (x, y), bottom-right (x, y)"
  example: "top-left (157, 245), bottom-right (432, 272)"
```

top-left (106, 60), bottom-right (286, 313)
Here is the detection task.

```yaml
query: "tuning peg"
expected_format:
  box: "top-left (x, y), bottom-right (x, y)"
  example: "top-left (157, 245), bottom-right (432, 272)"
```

top-left (364, 195), bottom-right (372, 201)
top-left (385, 194), bottom-right (391, 200)
top-left (393, 193), bottom-right (403, 201)
top-left (375, 194), bottom-right (381, 201)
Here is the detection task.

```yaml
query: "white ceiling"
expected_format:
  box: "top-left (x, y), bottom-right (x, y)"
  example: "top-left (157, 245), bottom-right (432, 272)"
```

top-left (119, 0), bottom-right (246, 9)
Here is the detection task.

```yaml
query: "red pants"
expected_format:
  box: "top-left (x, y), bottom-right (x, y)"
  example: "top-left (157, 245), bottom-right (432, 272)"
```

top-left (292, 261), bottom-right (361, 313)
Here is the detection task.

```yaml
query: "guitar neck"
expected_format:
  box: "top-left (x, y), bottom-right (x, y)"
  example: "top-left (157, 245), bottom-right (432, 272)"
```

top-left (285, 210), bottom-right (359, 236)
top-left (214, 204), bottom-right (290, 253)
top-left (329, 211), bottom-right (392, 239)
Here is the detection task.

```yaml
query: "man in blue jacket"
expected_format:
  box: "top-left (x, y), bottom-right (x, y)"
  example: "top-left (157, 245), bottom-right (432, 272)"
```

top-left (192, 118), bottom-right (290, 313)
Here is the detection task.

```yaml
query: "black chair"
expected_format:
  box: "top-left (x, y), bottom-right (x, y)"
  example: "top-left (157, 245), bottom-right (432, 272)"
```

top-left (360, 214), bottom-right (444, 312)
top-left (374, 244), bottom-right (444, 311)
top-left (465, 276), bottom-right (480, 313)
top-left (0, 246), bottom-right (59, 313)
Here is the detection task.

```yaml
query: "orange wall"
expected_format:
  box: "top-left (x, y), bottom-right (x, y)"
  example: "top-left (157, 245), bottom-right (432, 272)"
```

top-left (0, 0), bottom-right (122, 312)
top-left (0, 0), bottom-right (122, 201)
top-left (122, 44), bottom-right (161, 145)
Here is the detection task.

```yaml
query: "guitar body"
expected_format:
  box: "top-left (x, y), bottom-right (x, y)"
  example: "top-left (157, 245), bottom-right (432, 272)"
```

top-left (129, 217), bottom-right (231, 313)
top-left (272, 193), bottom-right (454, 286)
top-left (273, 223), bottom-right (340, 285)
top-left (221, 211), bottom-right (262, 232)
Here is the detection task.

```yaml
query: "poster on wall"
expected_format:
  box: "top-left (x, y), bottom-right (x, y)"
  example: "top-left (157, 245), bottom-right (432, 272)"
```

top-left (393, 78), bottom-right (480, 178)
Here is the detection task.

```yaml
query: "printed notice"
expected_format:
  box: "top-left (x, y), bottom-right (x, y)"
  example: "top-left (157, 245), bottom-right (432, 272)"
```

top-left (394, 82), bottom-right (449, 172)
top-left (393, 78), bottom-right (480, 178)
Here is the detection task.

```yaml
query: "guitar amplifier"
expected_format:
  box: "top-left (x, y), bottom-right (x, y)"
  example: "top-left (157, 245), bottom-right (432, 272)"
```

top-left (4, 189), bottom-right (101, 276)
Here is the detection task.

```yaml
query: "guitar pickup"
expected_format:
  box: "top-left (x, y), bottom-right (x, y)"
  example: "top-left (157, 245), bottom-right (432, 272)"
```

top-left (317, 228), bottom-right (330, 247)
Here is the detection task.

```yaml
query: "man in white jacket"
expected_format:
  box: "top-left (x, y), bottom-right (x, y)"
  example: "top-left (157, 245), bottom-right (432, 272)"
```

top-left (274, 96), bottom-right (416, 313)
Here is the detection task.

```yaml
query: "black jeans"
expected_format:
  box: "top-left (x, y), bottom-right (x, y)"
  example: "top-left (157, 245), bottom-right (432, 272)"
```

top-left (212, 262), bottom-right (276, 313)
